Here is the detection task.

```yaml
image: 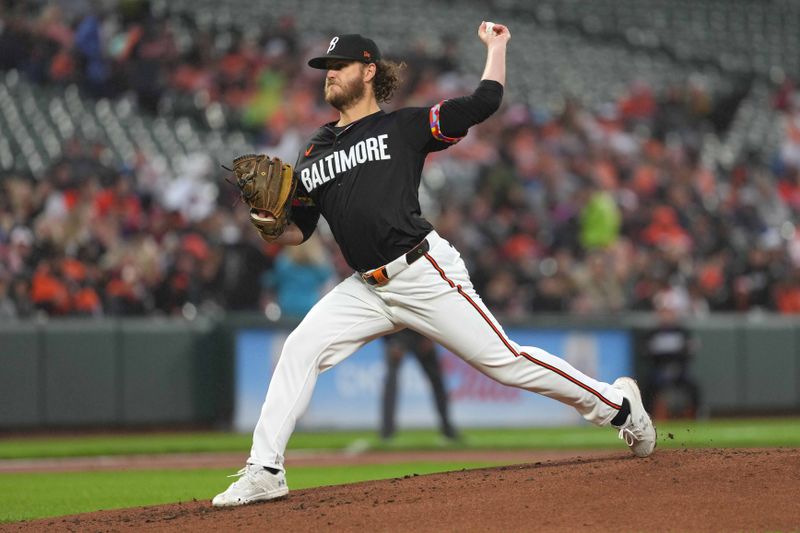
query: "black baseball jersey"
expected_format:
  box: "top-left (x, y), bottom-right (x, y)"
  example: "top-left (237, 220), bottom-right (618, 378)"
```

top-left (292, 80), bottom-right (503, 272)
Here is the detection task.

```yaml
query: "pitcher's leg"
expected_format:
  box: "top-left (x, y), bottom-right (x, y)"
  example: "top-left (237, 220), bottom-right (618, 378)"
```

top-left (249, 276), bottom-right (396, 469)
top-left (396, 249), bottom-right (624, 426)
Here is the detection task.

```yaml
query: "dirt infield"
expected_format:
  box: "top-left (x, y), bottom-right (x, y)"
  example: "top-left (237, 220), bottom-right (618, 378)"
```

top-left (4, 448), bottom-right (799, 532)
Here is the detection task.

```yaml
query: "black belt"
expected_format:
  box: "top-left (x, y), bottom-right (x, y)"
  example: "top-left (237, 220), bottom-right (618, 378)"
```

top-left (361, 238), bottom-right (431, 286)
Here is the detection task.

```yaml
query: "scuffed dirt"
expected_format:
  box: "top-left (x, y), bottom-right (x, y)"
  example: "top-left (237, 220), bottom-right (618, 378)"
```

top-left (3, 448), bottom-right (799, 532)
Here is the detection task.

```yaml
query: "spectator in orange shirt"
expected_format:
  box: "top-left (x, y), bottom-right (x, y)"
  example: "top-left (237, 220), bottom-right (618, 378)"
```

top-left (641, 206), bottom-right (691, 253)
top-left (774, 270), bottom-right (800, 314)
top-left (30, 261), bottom-right (71, 315)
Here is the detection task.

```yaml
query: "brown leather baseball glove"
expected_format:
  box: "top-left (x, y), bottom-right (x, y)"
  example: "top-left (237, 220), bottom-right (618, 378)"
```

top-left (229, 154), bottom-right (297, 241)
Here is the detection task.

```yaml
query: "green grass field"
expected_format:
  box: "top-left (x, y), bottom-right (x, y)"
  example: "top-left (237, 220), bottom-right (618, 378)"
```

top-left (1, 418), bottom-right (799, 523)
top-left (0, 462), bottom-right (505, 522)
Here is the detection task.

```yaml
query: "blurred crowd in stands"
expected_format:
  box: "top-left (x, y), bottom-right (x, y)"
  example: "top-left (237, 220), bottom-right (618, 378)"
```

top-left (2, 1), bottom-right (800, 320)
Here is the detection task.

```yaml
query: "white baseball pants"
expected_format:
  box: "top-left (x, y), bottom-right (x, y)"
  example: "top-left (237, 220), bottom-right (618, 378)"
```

top-left (248, 231), bottom-right (625, 469)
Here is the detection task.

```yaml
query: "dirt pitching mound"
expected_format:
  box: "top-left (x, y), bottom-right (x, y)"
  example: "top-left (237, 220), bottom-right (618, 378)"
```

top-left (6, 448), bottom-right (799, 533)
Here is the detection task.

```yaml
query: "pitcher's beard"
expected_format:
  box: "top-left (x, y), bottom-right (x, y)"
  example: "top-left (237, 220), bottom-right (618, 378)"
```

top-left (325, 78), bottom-right (366, 111)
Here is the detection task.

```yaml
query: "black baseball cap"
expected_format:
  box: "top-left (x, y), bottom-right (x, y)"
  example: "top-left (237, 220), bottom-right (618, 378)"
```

top-left (308, 34), bottom-right (381, 69)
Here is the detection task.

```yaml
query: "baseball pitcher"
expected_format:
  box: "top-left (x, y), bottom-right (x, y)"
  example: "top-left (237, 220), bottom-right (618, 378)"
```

top-left (214, 21), bottom-right (656, 507)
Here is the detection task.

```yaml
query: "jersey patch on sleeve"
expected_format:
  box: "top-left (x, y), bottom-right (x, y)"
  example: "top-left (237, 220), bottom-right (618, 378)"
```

top-left (429, 101), bottom-right (465, 144)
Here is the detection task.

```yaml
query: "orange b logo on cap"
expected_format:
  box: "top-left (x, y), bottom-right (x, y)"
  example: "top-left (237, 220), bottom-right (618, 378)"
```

top-left (363, 51), bottom-right (371, 59)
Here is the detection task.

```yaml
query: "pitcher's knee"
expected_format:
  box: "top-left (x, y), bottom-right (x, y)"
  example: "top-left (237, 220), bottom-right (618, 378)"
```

top-left (473, 361), bottom-right (519, 388)
top-left (489, 370), bottom-right (519, 388)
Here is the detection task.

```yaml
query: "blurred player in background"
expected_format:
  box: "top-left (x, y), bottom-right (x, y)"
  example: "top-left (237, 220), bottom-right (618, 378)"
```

top-left (643, 291), bottom-right (701, 418)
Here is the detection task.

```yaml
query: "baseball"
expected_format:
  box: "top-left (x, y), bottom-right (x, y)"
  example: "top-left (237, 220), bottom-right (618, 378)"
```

top-left (485, 22), bottom-right (495, 34)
